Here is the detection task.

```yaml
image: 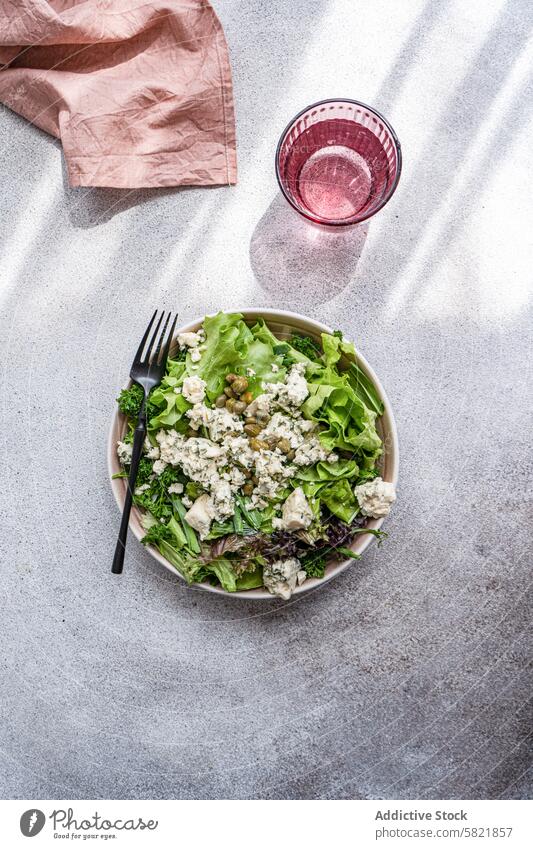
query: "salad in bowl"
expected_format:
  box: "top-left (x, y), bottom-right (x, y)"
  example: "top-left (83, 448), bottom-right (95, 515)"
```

top-left (109, 310), bottom-right (398, 599)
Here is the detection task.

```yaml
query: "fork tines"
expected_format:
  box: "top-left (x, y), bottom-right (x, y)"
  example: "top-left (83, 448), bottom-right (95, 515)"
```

top-left (134, 310), bottom-right (178, 368)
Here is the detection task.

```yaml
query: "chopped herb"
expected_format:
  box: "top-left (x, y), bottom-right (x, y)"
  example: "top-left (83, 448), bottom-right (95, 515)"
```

top-left (289, 333), bottom-right (322, 359)
top-left (117, 384), bottom-right (157, 420)
top-left (301, 552), bottom-right (326, 579)
top-left (142, 522), bottom-right (173, 546)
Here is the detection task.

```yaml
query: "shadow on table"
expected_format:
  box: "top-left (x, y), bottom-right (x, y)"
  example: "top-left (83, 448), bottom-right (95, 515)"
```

top-left (62, 178), bottom-right (218, 229)
top-left (250, 194), bottom-right (368, 307)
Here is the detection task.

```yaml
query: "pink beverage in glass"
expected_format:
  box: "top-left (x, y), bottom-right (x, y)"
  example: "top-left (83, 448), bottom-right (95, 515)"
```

top-left (276, 99), bottom-right (401, 226)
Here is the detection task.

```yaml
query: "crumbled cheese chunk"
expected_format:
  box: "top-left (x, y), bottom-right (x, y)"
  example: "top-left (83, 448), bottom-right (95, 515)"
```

top-left (178, 331), bottom-right (202, 349)
top-left (135, 483), bottom-right (150, 495)
top-left (271, 363), bottom-right (279, 373)
top-left (190, 347), bottom-right (202, 363)
top-left (263, 558), bottom-right (307, 600)
top-left (156, 429), bottom-right (185, 463)
top-left (245, 393), bottom-right (271, 418)
top-left (116, 441), bottom-right (132, 465)
top-left (183, 481), bottom-right (234, 539)
top-left (186, 403), bottom-right (210, 431)
top-left (254, 450), bottom-right (286, 479)
top-left (293, 436), bottom-right (329, 466)
top-left (186, 403), bottom-right (243, 441)
top-left (167, 482), bottom-right (184, 494)
top-left (155, 430), bottom-right (226, 490)
top-left (207, 407), bottom-right (243, 442)
top-left (246, 367), bottom-right (256, 376)
top-left (273, 487), bottom-right (314, 531)
top-left (184, 494), bottom-right (216, 539)
top-left (248, 472), bottom-right (279, 509)
top-left (210, 479), bottom-right (234, 520)
top-left (354, 476), bottom-right (396, 518)
top-left (143, 437), bottom-right (160, 460)
top-left (223, 434), bottom-right (255, 469)
top-left (264, 363), bottom-right (308, 411)
top-left (259, 412), bottom-right (331, 468)
top-left (229, 466), bottom-right (247, 489)
top-left (247, 443), bottom-right (297, 509)
top-left (175, 438), bottom-right (225, 488)
top-left (222, 466), bottom-right (247, 490)
top-left (261, 412), bottom-right (311, 449)
top-left (182, 376), bottom-right (206, 404)
top-left (152, 459), bottom-right (168, 475)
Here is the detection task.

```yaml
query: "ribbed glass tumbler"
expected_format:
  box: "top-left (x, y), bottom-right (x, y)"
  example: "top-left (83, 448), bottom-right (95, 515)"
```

top-left (276, 99), bottom-right (401, 226)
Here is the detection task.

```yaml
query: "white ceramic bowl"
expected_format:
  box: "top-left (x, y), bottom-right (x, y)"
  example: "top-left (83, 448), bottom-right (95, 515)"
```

top-left (108, 309), bottom-right (399, 599)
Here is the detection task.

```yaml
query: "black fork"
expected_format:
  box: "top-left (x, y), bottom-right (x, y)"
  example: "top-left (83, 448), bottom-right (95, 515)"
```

top-left (112, 310), bottom-right (178, 574)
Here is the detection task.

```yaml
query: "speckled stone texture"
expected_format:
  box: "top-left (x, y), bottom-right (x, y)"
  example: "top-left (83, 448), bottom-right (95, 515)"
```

top-left (0, 0), bottom-right (531, 800)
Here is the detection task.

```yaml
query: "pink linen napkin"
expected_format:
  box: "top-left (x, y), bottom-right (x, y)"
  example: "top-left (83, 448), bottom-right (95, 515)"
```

top-left (0, 1), bottom-right (237, 187)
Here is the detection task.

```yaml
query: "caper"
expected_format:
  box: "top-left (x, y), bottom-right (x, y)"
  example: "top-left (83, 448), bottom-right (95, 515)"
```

top-left (232, 377), bottom-right (248, 394)
top-left (286, 449), bottom-right (296, 461)
top-left (245, 416), bottom-right (257, 426)
top-left (225, 373), bottom-right (237, 384)
top-left (215, 394), bottom-right (227, 408)
top-left (224, 386), bottom-right (235, 398)
top-left (250, 437), bottom-right (269, 451)
top-left (225, 398), bottom-right (236, 412)
top-left (242, 391), bottom-right (253, 405)
top-left (242, 467), bottom-right (252, 479)
top-left (234, 400), bottom-right (247, 414)
top-left (244, 423), bottom-right (262, 437)
top-left (278, 438), bottom-right (291, 454)
top-left (256, 411), bottom-right (270, 424)
top-left (251, 475), bottom-right (259, 485)
top-left (186, 428), bottom-right (197, 437)
top-left (242, 482), bottom-right (254, 496)
top-left (264, 434), bottom-right (280, 448)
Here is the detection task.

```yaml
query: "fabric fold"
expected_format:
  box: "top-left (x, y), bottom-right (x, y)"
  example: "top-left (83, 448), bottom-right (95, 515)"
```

top-left (0, 0), bottom-right (237, 187)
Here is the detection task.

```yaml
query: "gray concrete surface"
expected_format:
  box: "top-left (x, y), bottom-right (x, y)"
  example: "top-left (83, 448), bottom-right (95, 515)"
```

top-left (0, 0), bottom-right (531, 800)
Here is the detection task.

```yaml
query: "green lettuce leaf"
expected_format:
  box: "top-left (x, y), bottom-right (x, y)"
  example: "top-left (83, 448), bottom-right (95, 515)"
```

top-left (299, 334), bottom-right (383, 463)
top-left (347, 363), bottom-right (384, 416)
top-left (318, 479), bottom-right (359, 523)
top-left (192, 312), bottom-right (253, 400)
top-left (235, 562), bottom-right (264, 590)
top-left (322, 333), bottom-right (384, 416)
top-left (201, 557), bottom-right (238, 593)
top-left (321, 331), bottom-right (355, 364)
top-left (185, 313), bottom-right (290, 400)
top-left (153, 539), bottom-right (203, 583)
top-left (296, 459), bottom-right (359, 482)
top-left (238, 336), bottom-right (286, 393)
top-left (251, 319), bottom-right (314, 368)
top-left (302, 370), bottom-right (381, 461)
top-left (147, 359), bottom-right (189, 430)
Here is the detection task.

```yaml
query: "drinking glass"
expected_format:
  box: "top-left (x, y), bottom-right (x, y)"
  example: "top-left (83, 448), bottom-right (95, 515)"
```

top-left (275, 98), bottom-right (401, 226)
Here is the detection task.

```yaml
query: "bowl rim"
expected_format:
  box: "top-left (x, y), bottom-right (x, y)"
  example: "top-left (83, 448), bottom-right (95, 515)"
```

top-left (107, 308), bottom-right (399, 599)
top-left (275, 97), bottom-right (402, 227)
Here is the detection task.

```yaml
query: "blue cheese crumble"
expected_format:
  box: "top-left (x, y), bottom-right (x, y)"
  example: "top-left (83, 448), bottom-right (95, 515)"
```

top-left (273, 487), bottom-right (314, 531)
top-left (116, 441), bottom-right (132, 464)
top-left (354, 477), bottom-right (396, 518)
top-left (263, 558), bottom-right (307, 600)
top-left (182, 376), bottom-right (206, 405)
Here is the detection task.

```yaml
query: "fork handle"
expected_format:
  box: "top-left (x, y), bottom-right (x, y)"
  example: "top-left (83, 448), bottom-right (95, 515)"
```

top-left (112, 418), bottom-right (146, 574)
